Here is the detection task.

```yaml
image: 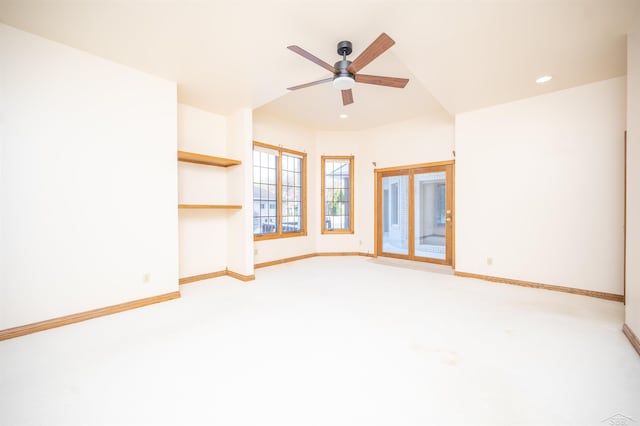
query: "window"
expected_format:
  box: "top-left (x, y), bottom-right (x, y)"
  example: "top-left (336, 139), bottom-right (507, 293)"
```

top-left (321, 156), bottom-right (354, 234)
top-left (253, 142), bottom-right (306, 239)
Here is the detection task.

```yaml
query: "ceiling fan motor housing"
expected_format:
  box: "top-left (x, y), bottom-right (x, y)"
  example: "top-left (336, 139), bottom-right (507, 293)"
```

top-left (334, 59), bottom-right (353, 77)
top-left (333, 59), bottom-right (355, 90)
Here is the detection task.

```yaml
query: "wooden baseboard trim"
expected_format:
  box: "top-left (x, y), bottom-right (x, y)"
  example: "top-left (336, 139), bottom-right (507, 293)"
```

top-left (179, 270), bottom-right (227, 285)
top-left (255, 253), bottom-right (316, 269)
top-left (254, 251), bottom-right (374, 269)
top-left (180, 269), bottom-right (255, 283)
top-left (623, 324), bottom-right (640, 356)
top-left (316, 251), bottom-right (375, 258)
top-left (454, 271), bottom-right (624, 302)
top-left (226, 269), bottom-right (256, 282)
top-left (0, 291), bottom-right (181, 342)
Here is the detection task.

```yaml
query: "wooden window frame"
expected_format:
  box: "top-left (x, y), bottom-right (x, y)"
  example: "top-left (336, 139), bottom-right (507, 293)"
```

top-left (321, 155), bottom-right (354, 234)
top-left (253, 141), bottom-right (307, 241)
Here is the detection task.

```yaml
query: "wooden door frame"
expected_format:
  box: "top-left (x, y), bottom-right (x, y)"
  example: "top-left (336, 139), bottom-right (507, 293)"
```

top-left (624, 130), bottom-right (627, 304)
top-left (374, 160), bottom-right (455, 266)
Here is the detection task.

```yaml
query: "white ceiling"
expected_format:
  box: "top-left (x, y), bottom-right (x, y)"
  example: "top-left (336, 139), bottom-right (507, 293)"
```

top-left (1, 0), bottom-right (638, 130)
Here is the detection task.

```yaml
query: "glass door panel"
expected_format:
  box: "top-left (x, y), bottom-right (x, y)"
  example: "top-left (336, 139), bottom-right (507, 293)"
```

top-left (376, 162), bottom-right (453, 266)
top-left (382, 175), bottom-right (409, 255)
top-left (414, 171), bottom-right (447, 260)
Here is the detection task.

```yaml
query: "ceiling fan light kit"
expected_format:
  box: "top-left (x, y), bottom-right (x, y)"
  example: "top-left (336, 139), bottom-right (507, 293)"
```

top-left (287, 33), bottom-right (409, 106)
top-left (333, 75), bottom-right (355, 90)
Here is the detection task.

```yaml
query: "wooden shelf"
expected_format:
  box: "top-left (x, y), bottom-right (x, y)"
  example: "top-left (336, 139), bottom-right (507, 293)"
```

top-left (178, 204), bottom-right (242, 210)
top-left (177, 150), bottom-right (241, 167)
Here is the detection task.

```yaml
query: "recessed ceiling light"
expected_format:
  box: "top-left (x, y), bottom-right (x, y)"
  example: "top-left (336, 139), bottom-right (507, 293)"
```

top-left (339, 114), bottom-right (348, 119)
top-left (536, 75), bottom-right (553, 84)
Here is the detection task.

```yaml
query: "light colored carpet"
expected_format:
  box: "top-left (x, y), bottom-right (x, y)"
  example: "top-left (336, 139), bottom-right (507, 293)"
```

top-left (368, 256), bottom-right (453, 275)
top-left (1, 256), bottom-right (638, 426)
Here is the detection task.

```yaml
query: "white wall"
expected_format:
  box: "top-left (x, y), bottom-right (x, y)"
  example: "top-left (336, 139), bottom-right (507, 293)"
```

top-left (363, 113), bottom-right (455, 169)
top-left (226, 108), bottom-right (255, 276)
top-left (178, 104), bottom-right (229, 277)
top-left (626, 13), bottom-right (640, 334)
top-left (0, 24), bottom-right (178, 329)
top-left (456, 77), bottom-right (626, 295)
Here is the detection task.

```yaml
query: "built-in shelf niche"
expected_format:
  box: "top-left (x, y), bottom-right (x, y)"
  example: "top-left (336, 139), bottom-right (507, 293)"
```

top-left (178, 150), bottom-right (242, 210)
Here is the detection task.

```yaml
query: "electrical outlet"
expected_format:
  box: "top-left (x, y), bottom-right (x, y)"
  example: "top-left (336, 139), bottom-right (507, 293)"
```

top-left (254, 248), bottom-right (258, 255)
top-left (487, 257), bottom-right (493, 266)
top-left (143, 273), bottom-right (151, 283)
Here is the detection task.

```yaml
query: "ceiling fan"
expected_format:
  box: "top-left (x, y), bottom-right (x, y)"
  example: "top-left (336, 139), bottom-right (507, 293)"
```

top-left (286, 33), bottom-right (409, 106)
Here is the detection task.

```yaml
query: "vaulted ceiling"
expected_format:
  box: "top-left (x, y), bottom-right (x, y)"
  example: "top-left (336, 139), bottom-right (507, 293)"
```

top-left (1, 0), bottom-right (638, 130)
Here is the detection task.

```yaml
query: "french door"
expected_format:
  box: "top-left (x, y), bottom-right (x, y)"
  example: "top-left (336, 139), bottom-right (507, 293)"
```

top-left (375, 161), bottom-right (454, 265)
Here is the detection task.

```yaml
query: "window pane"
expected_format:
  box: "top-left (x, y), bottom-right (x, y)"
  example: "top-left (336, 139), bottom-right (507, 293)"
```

top-left (322, 157), bottom-right (353, 233)
top-left (253, 149), bottom-right (278, 235)
top-left (414, 172), bottom-right (446, 260)
top-left (281, 154), bottom-right (302, 234)
top-left (382, 175), bottom-right (409, 254)
top-left (267, 184), bottom-right (276, 201)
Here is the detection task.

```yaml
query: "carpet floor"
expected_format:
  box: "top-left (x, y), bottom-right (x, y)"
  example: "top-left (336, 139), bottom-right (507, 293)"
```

top-left (1, 256), bottom-right (638, 425)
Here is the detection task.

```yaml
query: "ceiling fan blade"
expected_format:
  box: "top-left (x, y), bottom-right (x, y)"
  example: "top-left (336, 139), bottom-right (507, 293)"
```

top-left (341, 89), bottom-right (354, 105)
top-left (347, 33), bottom-right (395, 74)
top-left (287, 77), bottom-right (334, 91)
top-left (287, 45), bottom-right (337, 73)
top-left (355, 74), bottom-right (409, 88)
